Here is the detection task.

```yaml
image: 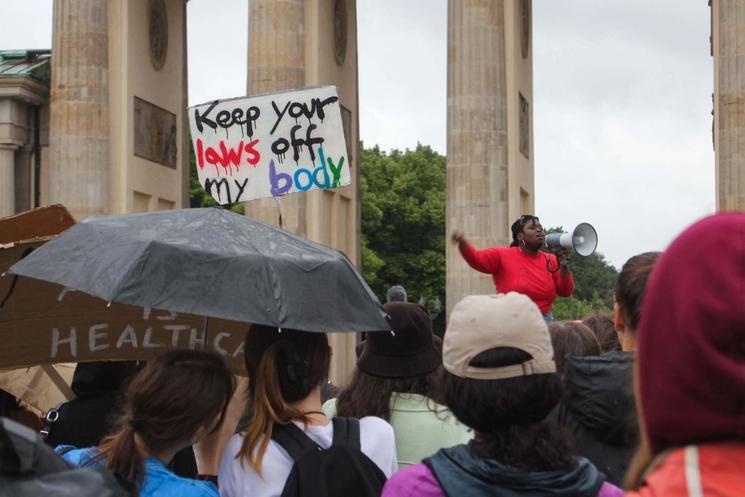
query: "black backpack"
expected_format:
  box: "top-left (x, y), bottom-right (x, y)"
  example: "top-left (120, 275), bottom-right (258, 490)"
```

top-left (271, 417), bottom-right (387, 497)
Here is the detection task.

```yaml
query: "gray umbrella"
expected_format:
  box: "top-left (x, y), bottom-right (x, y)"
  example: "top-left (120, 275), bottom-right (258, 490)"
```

top-left (9, 208), bottom-right (389, 333)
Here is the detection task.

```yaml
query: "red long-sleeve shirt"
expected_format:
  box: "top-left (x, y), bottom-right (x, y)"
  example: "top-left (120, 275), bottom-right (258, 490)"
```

top-left (458, 243), bottom-right (574, 314)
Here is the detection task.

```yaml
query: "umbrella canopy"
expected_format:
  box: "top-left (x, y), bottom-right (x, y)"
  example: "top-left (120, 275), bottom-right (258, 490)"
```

top-left (10, 208), bottom-right (388, 333)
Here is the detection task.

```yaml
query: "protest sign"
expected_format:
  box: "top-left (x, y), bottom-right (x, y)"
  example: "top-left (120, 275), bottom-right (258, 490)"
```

top-left (188, 86), bottom-right (351, 205)
top-left (0, 204), bottom-right (75, 244)
top-left (0, 209), bottom-right (248, 374)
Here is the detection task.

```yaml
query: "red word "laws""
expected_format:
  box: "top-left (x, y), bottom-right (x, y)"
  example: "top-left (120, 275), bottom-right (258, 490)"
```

top-left (196, 138), bottom-right (261, 176)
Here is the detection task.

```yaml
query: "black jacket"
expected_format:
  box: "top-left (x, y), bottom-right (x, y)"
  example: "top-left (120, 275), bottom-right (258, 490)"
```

top-left (45, 362), bottom-right (135, 449)
top-left (45, 361), bottom-right (197, 478)
top-left (555, 350), bottom-right (637, 486)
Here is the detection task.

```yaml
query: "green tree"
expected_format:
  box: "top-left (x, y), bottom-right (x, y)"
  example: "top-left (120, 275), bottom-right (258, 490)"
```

top-left (189, 145), bottom-right (244, 214)
top-left (361, 144), bottom-right (445, 310)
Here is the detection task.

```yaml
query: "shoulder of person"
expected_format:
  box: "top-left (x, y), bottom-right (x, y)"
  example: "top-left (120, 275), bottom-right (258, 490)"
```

top-left (596, 481), bottom-right (624, 497)
top-left (151, 473), bottom-right (218, 497)
top-left (358, 415), bottom-right (395, 440)
top-left (56, 446), bottom-right (102, 467)
top-left (382, 462), bottom-right (443, 497)
top-left (357, 416), bottom-right (398, 475)
top-left (488, 245), bottom-right (513, 254)
top-left (218, 432), bottom-right (247, 479)
top-left (322, 398), bottom-right (337, 417)
top-left (220, 432), bottom-right (245, 459)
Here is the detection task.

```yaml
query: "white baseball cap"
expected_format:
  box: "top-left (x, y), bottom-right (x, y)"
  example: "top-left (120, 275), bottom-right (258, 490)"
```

top-left (443, 293), bottom-right (557, 379)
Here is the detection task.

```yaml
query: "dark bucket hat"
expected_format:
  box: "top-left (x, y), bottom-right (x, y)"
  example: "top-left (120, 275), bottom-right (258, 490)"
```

top-left (357, 302), bottom-right (441, 378)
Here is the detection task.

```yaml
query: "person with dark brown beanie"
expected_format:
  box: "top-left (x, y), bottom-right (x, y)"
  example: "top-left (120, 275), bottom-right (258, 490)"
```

top-left (625, 213), bottom-right (745, 496)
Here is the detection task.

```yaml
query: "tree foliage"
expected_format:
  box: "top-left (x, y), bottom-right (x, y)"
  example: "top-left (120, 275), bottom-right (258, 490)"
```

top-left (189, 145), bottom-right (244, 214)
top-left (186, 140), bottom-right (618, 323)
top-left (360, 144), bottom-right (446, 310)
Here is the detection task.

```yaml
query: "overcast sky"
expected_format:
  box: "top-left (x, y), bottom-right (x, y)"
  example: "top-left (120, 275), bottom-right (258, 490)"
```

top-left (1, 0), bottom-right (714, 269)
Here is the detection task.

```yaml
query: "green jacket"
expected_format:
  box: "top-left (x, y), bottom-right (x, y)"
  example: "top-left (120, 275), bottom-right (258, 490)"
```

top-left (323, 393), bottom-right (472, 469)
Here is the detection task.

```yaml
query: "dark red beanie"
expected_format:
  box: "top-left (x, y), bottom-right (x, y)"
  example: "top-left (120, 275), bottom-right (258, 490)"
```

top-left (637, 212), bottom-right (745, 455)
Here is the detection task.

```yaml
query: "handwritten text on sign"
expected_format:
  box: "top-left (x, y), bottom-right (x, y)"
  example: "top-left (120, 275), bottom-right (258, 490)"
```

top-left (188, 86), bottom-right (351, 204)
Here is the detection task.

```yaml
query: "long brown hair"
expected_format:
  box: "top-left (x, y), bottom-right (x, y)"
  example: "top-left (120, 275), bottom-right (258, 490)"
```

top-left (98, 351), bottom-right (235, 494)
top-left (582, 312), bottom-right (620, 352)
top-left (238, 325), bottom-right (330, 473)
top-left (547, 321), bottom-right (602, 375)
top-left (614, 252), bottom-right (661, 332)
top-left (335, 366), bottom-right (444, 421)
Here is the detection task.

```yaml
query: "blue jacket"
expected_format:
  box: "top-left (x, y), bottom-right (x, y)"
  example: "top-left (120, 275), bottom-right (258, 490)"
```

top-left (57, 446), bottom-right (216, 497)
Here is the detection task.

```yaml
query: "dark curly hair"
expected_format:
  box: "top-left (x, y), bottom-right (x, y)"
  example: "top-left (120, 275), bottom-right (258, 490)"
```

top-left (441, 347), bottom-right (575, 471)
top-left (510, 215), bottom-right (541, 247)
top-left (335, 366), bottom-right (444, 421)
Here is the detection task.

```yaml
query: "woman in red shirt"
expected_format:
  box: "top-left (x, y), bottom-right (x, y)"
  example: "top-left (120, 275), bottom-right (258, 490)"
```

top-left (451, 215), bottom-right (574, 321)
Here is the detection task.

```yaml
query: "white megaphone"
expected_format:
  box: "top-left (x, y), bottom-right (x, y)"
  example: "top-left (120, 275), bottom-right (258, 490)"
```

top-left (546, 222), bottom-right (598, 257)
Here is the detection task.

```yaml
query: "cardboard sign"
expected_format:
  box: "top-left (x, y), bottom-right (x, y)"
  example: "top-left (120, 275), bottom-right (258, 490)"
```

top-left (188, 86), bottom-right (351, 204)
top-left (0, 204), bottom-right (75, 244)
top-left (0, 240), bottom-right (248, 375)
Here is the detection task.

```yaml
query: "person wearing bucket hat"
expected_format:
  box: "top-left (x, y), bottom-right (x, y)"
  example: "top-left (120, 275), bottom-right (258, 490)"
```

top-left (324, 302), bottom-right (471, 469)
top-left (382, 293), bottom-right (622, 497)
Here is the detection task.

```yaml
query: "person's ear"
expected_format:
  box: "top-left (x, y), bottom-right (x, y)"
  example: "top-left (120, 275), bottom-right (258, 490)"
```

top-left (613, 302), bottom-right (626, 339)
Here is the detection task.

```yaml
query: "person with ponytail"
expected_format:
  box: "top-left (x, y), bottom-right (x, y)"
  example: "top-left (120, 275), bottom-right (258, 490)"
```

top-left (218, 325), bottom-right (397, 497)
top-left (57, 350), bottom-right (235, 497)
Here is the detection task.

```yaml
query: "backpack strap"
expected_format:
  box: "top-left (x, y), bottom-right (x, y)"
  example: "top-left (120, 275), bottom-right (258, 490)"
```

top-left (331, 417), bottom-right (361, 451)
top-left (271, 422), bottom-right (321, 462)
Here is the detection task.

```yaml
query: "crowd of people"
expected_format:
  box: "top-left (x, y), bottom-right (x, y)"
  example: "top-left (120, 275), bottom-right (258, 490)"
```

top-left (2, 212), bottom-right (743, 497)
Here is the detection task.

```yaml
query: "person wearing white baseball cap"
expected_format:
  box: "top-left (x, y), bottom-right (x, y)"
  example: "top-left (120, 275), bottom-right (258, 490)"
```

top-left (382, 293), bottom-right (622, 497)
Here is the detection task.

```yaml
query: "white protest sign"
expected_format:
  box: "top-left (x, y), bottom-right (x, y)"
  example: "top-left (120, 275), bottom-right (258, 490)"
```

top-left (188, 86), bottom-right (351, 204)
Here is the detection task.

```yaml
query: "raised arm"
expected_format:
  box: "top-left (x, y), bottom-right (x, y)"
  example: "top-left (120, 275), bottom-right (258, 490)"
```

top-left (451, 230), bottom-right (502, 274)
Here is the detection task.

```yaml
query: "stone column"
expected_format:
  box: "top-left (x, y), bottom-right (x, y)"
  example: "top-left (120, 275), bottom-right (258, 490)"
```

top-left (49, 0), bottom-right (109, 220)
top-left (716, 0), bottom-right (745, 211)
top-left (446, 0), bottom-right (510, 315)
top-left (245, 0), bottom-right (307, 236)
top-left (0, 145), bottom-right (17, 217)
